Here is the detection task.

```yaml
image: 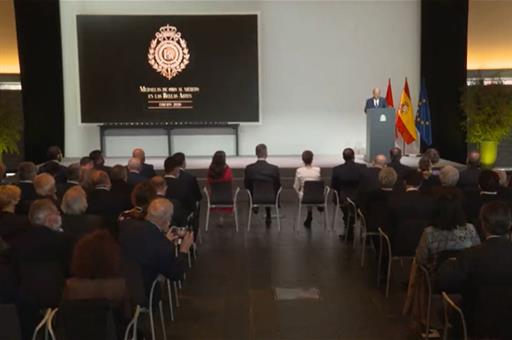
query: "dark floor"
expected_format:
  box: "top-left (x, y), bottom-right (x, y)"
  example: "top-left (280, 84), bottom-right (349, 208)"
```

top-left (166, 189), bottom-right (416, 340)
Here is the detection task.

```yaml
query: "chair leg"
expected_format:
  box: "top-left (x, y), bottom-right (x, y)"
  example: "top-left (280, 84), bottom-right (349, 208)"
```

top-left (173, 281), bottom-right (180, 307)
top-left (205, 207), bottom-right (210, 233)
top-left (247, 203), bottom-right (252, 231)
top-left (296, 203), bottom-right (302, 231)
top-left (159, 301), bottom-right (167, 340)
top-left (276, 204), bottom-right (281, 232)
top-left (377, 235), bottom-right (383, 286)
top-left (124, 305), bottom-right (140, 340)
top-left (234, 205), bottom-right (239, 232)
top-left (333, 204), bottom-right (339, 233)
top-left (324, 202), bottom-right (329, 231)
top-left (166, 280), bottom-right (175, 322)
top-left (385, 257), bottom-right (392, 298)
top-left (361, 234), bottom-right (367, 267)
top-left (149, 302), bottom-right (156, 340)
top-left (344, 210), bottom-right (351, 243)
top-left (32, 308), bottom-right (51, 340)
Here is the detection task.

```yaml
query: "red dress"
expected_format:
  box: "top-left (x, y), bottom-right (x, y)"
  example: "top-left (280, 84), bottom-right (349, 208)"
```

top-left (207, 166), bottom-right (233, 213)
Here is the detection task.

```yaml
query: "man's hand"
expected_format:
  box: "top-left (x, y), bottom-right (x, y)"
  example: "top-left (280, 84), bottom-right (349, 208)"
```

top-left (179, 231), bottom-right (194, 253)
top-left (165, 229), bottom-right (180, 242)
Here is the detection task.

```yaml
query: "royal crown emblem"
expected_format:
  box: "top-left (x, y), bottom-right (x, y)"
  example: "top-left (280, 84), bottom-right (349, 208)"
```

top-left (148, 25), bottom-right (190, 80)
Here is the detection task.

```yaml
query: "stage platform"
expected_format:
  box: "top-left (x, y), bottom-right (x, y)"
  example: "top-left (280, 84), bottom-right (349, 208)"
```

top-left (63, 154), bottom-right (464, 179)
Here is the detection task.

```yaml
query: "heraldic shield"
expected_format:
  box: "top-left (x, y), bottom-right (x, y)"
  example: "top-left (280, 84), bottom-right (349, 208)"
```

top-left (148, 24), bottom-right (190, 80)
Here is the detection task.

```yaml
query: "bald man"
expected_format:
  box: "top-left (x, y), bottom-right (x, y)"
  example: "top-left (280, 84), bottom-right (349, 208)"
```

top-left (119, 197), bottom-right (193, 294)
top-left (132, 148), bottom-right (156, 179)
top-left (364, 87), bottom-right (387, 113)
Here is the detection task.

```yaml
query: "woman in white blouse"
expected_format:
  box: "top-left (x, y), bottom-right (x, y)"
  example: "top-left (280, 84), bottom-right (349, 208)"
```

top-left (294, 150), bottom-right (321, 227)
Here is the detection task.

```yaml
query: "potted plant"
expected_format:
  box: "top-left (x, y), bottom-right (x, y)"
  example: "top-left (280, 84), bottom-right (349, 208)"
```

top-left (0, 91), bottom-right (22, 162)
top-left (461, 83), bottom-right (512, 167)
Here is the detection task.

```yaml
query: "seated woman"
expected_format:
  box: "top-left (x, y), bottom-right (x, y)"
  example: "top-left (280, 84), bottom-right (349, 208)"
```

top-left (207, 150), bottom-right (233, 227)
top-left (118, 181), bottom-right (157, 222)
top-left (61, 186), bottom-right (106, 238)
top-left (403, 192), bottom-right (480, 332)
top-left (293, 150), bottom-right (321, 228)
top-left (0, 185), bottom-right (29, 244)
top-left (418, 157), bottom-right (440, 193)
top-left (64, 229), bottom-right (128, 338)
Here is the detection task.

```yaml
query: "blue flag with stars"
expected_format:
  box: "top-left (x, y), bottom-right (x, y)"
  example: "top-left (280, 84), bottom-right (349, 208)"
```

top-left (416, 79), bottom-right (432, 146)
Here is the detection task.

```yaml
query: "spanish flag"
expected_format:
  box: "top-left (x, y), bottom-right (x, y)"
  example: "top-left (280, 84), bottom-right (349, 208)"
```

top-left (395, 78), bottom-right (417, 144)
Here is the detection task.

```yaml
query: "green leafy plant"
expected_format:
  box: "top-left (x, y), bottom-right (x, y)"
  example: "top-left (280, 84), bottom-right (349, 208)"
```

top-left (0, 92), bottom-right (22, 161)
top-left (461, 83), bottom-right (512, 143)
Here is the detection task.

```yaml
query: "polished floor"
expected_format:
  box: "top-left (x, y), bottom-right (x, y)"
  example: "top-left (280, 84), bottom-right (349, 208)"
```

top-left (166, 190), bottom-right (416, 340)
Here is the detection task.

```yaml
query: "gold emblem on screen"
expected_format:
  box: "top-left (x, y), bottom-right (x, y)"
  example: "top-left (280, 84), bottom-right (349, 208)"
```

top-left (148, 25), bottom-right (190, 80)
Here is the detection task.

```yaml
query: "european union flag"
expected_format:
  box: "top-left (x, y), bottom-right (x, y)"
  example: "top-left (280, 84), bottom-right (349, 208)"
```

top-left (415, 79), bottom-right (432, 146)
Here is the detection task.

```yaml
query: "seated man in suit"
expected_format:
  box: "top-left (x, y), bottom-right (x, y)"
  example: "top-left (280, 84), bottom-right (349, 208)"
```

top-left (150, 175), bottom-right (186, 227)
top-left (15, 161), bottom-right (38, 214)
top-left (86, 170), bottom-right (125, 220)
top-left (457, 150), bottom-right (481, 192)
top-left (437, 201), bottom-right (512, 339)
top-left (109, 164), bottom-right (132, 211)
top-left (364, 87), bottom-right (387, 113)
top-left (132, 148), bottom-right (156, 179)
top-left (244, 143), bottom-right (281, 226)
top-left (388, 147), bottom-right (411, 191)
top-left (464, 170), bottom-right (501, 234)
top-left (56, 163), bottom-right (80, 200)
top-left (33, 173), bottom-right (58, 205)
top-left (89, 149), bottom-right (111, 175)
top-left (126, 157), bottom-right (147, 190)
top-left (361, 167), bottom-right (397, 233)
top-left (359, 154), bottom-right (387, 195)
top-left (38, 145), bottom-right (67, 184)
top-left (119, 198), bottom-right (193, 296)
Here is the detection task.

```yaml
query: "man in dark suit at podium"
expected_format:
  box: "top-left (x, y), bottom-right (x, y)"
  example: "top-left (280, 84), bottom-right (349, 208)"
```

top-left (364, 88), bottom-right (387, 113)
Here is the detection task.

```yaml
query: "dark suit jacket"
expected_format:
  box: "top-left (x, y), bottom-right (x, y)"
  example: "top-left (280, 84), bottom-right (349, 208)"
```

top-left (127, 171), bottom-right (147, 190)
top-left (165, 171), bottom-right (202, 214)
top-left (437, 237), bottom-right (512, 339)
top-left (388, 160), bottom-right (412, 191)
top-left (61, 214), bottom-right (107, 239)
top-left (140, 163), bottom-right (156, 179)
top-left (86, 189), bottom-right (125, 218)
top-left (15, 181), bottom-right (37, 214)
top-left (244, 160), bottom-right (281, 194)
top-left (39, 161), bottom-right (67, 184)
top-left (56, 181), bottom-right (79, 200)
top-left (179, 169), bottom-right (202, 203)
top-left (0, 212), bottom-right (29, 244)
top-left (364, 96), bottom-right (387, 113)
top-left (463, 191), bottom-right (500, 237)
top-left (119, 219), bottom-right (188, 296)
top-left (457, 166), bottom-right (481, 192)
top-left (361, 189), bottom-right (394, 233)
top-left (331, 161), bottom-right (366, 201)
top-left (110, 180), bottom-right (132, 211)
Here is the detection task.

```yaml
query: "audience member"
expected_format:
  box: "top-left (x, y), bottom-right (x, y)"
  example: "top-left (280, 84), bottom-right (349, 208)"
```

top-left (358, 154), bottom-right (386, 197)
top-left (56, 163), bottom-right (80, 200)
top-left (38, 146), bottom-right (67, 183)
top-left (429, 166), bottom-right (465, 209)
top-left (119, 198), bottom-right (193, 296)
top-left (207, 151), bottom-right (234, 227)
top-left (0, 185), bottom-right (28, 244)
top-left (151, 175), bottom-right (186, 227)
top-left (61, 186), bottom-right (105, 238)
top-left (464, 170), bottom-right (501, 234)
top-left (89, 149), bottom-right (111, 175)
top-left (437, 201), bottom-right (512, 339)
top-left (86, 170), bottom-right (125, 219)
top-left (404, 192), bottom-right (480, 327)
top-left (457, 150), bottom-right (481, 192)
top-left (132, 148), bottom-right (156, 178)
top-left (33, 173), bottom-right (58, 204)
top-left (388, 147), bottom-right (411, 190)
top-left (423, 148), bottom-right (441, 174)
top-left (172, 152), bottom-right (202, 212)
top-left (15, 162), bottom-right (37, 214)
top-left (362, 167), bottom-right (397, 234)
top-left (80, 156), bottom-right (94, 171)
top-left (244, 143), bottom-right (281, 226)
top-left (294, 150), bottom-right (322, 228)
top-left (126, 157), bottom-right (146, 190)
top-left (118, 181), bottom-right (156, 222)
top-left (494, 169), bottom-right (512, 202)
top-left (418, 157), bottom-right (440, 192)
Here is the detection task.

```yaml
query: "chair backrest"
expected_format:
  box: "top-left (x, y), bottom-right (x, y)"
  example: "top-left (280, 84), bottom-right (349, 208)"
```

top-left (19, 261), bottom-right (65, 308)
top-left (209, 182), bottom-right (234, 205)
top-left (252, 181), bottom-right (277, 205)
top-left (54, 299), bottom-right (118, 340)
top-left (302, 181), bottom-right (326, 204)
top-left (391, 219), bottom-right (428, 257)
top-left (0, 304), bottom-right (22, 340)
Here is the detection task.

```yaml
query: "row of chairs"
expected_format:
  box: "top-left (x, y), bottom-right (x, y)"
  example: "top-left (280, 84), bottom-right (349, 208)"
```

top-left (202, 180), bottom-right (356, 233)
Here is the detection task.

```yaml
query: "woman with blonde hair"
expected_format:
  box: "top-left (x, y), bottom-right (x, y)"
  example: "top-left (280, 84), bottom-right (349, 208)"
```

top-left (0, 185), bottom-right (28, 243)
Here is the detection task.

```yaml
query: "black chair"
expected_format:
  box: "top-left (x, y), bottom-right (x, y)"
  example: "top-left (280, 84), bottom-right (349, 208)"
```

top-left (123, 262), bottom-right (167, 340)
top-left (247, 181), bottom-right (282, 231)
top-left (358, 209), bottom-right (379, 267)
top-left (377, 220), bottom-right (427, 298)
top-left (296, 181), bottom-right (330, 230)
top-left (332, 192), bottom-right (357, 240)
top-left (203, 182), bottom-right (240, 232)
top-left (0, 304), bottom-right (22, 340)
top-left (47, 299), bottom-right (118, 340)
top-left (441, 292), bottom-right (467, 340)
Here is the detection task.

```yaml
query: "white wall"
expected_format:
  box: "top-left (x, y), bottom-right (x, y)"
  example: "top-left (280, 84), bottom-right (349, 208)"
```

top-left (60, 0), bottom-right (421, 157)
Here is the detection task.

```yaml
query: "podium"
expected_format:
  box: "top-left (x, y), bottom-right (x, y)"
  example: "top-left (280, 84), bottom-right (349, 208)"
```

top-left (366, 108), bottom-right (396, 162)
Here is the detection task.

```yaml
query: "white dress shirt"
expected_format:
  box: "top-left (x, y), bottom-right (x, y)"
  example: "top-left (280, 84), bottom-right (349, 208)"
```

top-left (293, 165), bottom-right (321, 195)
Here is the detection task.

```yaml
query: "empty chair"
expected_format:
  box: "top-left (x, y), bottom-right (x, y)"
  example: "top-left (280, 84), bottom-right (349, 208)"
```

top-left (296, 181), bottom-right (330, 230)
top-left (203, 182), bottom-right (240, 232)
top-left (247, 181), bottom-right (282, 231)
